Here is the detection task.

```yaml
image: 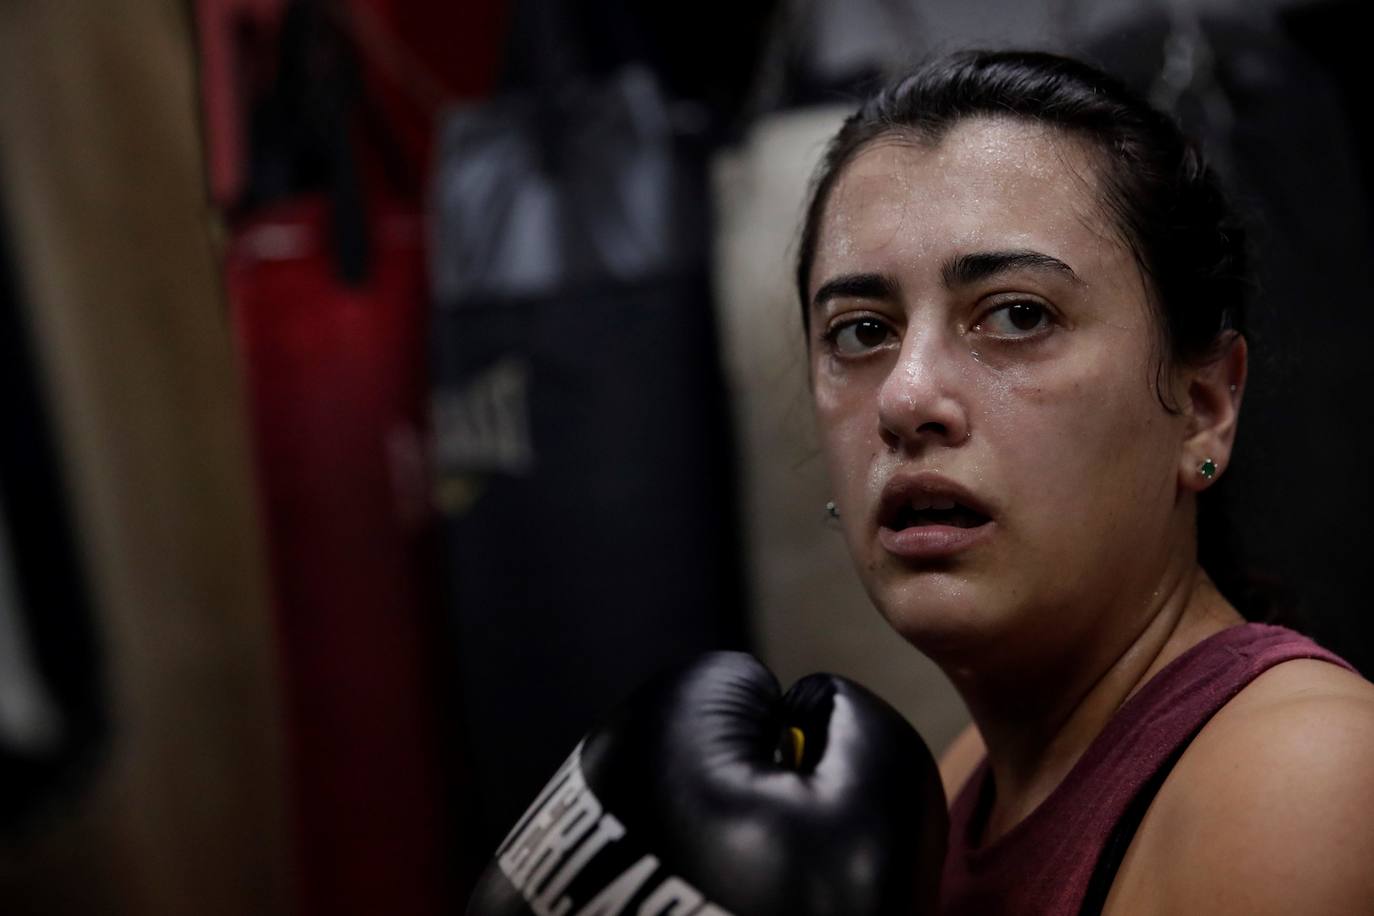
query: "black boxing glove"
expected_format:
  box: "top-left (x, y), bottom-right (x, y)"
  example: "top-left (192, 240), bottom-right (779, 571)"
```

top-left (468, 652), bottom-right (947, 916)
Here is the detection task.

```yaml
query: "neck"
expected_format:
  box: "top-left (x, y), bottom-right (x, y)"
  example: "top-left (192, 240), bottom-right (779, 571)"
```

top-left (950, 562), bottom-right (1243, 842)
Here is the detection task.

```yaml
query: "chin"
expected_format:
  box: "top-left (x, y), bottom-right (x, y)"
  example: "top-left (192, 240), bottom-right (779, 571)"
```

top-left (868, 570), bottom-right (1003, 660)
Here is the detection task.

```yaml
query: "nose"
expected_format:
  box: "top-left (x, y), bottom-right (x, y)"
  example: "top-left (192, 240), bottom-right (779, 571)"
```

top-left (876, 329), bottom-right (970, 452)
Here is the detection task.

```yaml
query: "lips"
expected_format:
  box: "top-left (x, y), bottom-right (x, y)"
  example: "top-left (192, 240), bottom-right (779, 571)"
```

top-left (876, 473), bottom-right (994, 561)
top-left (888, 498), bottom-right (987, 530)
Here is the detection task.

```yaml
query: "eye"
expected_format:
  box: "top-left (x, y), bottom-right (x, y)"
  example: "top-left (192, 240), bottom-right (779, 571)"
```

top-left (823, 316), bottom-right (897, 356)
top-left (974, 301), bottom-right (1053, 339)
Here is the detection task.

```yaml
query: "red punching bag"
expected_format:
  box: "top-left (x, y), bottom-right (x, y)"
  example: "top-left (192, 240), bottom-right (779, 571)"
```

top-left (227, 195), bottom-right (450, 916)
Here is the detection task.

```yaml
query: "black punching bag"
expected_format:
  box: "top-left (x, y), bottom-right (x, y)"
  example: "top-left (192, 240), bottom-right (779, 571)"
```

top-left (430, 65), bottom-right (746, 857)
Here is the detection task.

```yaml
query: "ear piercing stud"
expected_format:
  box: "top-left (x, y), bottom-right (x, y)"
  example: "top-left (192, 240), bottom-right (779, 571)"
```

top-left (825, 500), bottom-right (840, 519)
top-left (1198, 457), bottom-right (1218, 481)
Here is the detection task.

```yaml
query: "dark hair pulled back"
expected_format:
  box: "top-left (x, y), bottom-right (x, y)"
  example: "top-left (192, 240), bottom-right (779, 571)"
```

top-left (796, 49), bottom-right (1281, 621)
top-left (795, 49), bottom-right (1250, 387)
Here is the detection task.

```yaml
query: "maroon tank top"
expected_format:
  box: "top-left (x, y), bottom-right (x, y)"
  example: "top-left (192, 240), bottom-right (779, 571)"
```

top-left (939, 623), bottom-right (1357, 915)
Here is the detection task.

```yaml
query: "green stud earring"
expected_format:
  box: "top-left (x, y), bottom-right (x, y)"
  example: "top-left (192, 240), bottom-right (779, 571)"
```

top-left (1198, 457), bottom-right (1218, 481)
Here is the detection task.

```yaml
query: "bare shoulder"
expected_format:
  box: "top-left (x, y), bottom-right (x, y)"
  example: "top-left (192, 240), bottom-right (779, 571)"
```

top-left (1106, 659), bottom-right (1374, 915)
top-left (938, 721), bottom-right (986, 804)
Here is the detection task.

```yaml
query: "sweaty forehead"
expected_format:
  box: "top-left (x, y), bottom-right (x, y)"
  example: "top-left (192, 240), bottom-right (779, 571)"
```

top-left (811, 117), bottom-right (1120, 292)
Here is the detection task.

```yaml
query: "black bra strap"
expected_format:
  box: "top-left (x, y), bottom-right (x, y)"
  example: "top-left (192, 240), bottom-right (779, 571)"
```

top-left (1078, 742), bottom-right (1191, 916)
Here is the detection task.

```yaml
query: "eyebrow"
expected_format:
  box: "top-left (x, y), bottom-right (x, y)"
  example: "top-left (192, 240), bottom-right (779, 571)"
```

top-left (810, 272), bottom-right (899, 311)
top-left (809, 249), bottom-right (1082, 313)
top-left (941, 249), bottom-right (1082, 287)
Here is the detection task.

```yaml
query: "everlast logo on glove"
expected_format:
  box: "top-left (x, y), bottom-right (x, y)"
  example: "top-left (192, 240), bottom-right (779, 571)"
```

top-left (494, 744), bottom-right (732, 916)
top-left (467, 653), bottom-right (948, 916)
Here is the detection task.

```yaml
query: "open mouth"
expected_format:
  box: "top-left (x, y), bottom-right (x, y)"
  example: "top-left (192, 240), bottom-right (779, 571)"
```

top-left (876, 475), bottom-right (994, 558)
top-left (877, 476), bottom-right (994, 533)
top-left (884, 497), bottom-right (994, 532)
top-left (888, 500), bottom-right (990, 530)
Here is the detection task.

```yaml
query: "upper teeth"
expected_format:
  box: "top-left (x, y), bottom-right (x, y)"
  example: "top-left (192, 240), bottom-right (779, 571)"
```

top-left (910, 495), bottom-right (957, 511)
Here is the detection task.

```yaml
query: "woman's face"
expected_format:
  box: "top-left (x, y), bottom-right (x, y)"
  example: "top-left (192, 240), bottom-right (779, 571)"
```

top-left (808, 117), bottom-right (1195, 666)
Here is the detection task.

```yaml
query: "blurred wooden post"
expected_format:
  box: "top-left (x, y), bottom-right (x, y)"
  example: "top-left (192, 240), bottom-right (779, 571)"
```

top-left (0, 2), bottom-right (291, 914)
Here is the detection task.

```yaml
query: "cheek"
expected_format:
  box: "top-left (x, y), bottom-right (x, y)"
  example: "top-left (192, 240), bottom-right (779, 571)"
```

top-left (982, 345), bottom-right (1177, 525)
top-left (810, 370), bottom-right (886, 524)
top-left (812, 377), bottom-right (871, 466)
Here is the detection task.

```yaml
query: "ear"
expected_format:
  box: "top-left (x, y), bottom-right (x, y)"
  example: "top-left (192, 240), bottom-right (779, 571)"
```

top-left (1178, 333), bottom-right (1247, 493)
